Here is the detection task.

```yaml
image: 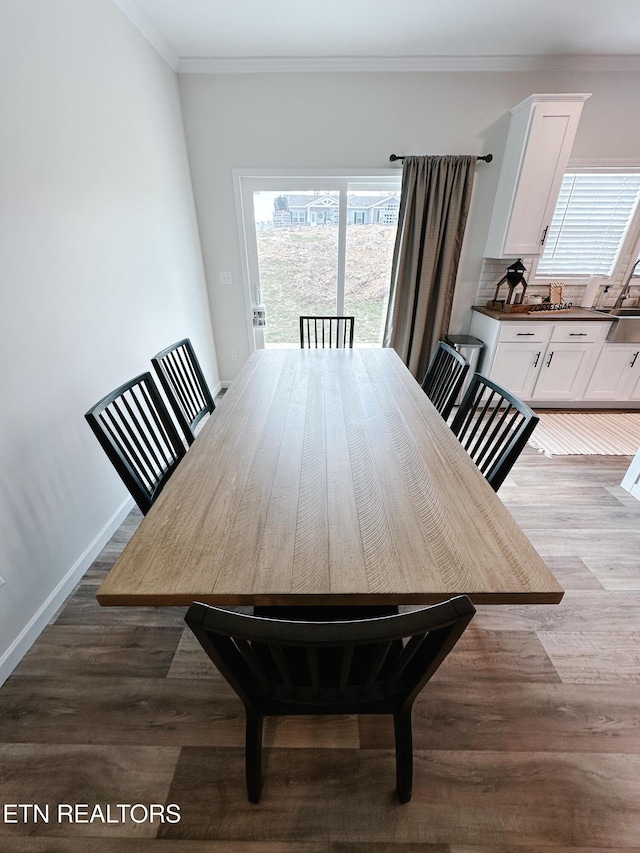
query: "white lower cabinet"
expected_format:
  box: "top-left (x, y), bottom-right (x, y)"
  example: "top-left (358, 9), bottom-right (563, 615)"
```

top-left (493, 338), bottom-right (598, 403)
top-left (531, 341), bottom-right (597, 401)
top-left (584, 344), bottom-right (640, 401)
top-left (491, 342), bottom-right (544, 398)
top-left (469, 312), bottom-right (620, 405)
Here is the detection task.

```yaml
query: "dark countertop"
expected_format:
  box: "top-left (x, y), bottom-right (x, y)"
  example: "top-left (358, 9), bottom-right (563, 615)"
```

top-left (472, 305), bottom-right (611, 322)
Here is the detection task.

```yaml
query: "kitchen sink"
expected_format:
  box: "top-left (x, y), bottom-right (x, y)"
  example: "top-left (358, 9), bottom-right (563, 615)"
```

top-left (588, 307), bottom-right (640, 342)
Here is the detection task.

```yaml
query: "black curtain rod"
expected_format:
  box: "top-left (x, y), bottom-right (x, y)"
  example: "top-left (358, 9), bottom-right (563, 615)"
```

top-left (389, 153), bottom-right (493, 163)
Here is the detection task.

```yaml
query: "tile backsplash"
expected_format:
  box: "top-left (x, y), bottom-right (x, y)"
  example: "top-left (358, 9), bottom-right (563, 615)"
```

top-left (475, 258), bottom-right (640, 307)
top-left (476, 257), bottom-right (536, 304)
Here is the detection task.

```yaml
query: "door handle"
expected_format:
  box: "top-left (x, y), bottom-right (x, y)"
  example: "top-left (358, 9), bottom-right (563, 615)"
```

top-left (546, 351), bottom-right (554, 367)
top-left (569, 333), bottom-right (587, 336)
top-left (540, 225), bottom-right (549, 246)
top-left (533, 351), bottom-right (541, 368)
top-left (517, 332), bottom-right (535, 336)
top-left (631, 352), bottom-right (639, 368)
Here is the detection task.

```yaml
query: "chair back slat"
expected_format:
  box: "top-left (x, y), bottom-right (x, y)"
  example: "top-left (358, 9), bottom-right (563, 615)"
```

top-left (152, 338), bottom-right (215, 445)
top-left (299, 316), bottom-right (355, 349)
top-left (385, 632), bottom-right (428, 685)
top-left (85, 372), bottom-right (186, 514)
top-left (235, 638), bottom-right (273, 694)
top-left (450, 372), bottom-right (539, 491)
top-left (473, 407), bottom-right (519, 473)
top-left (119, 386), bottom-right (173, 473)
top-left (135, 381), bottom-right (177, 463)
top-left (338, 644), bottom-right (355, 697)
top-left (421, 341), bottom-right (470, 420)
top-left (464, 389), bottom-right (505, 459)
top-left (102, 402), bottom-right (161, 490)
top-left (307, 646), bottom-right (321, 696)
top-left (269, 643), bottom-right (296, 696)
top-left (165, 349), bottom-right (202, 420)
top-left (364, 639), bottom-right (394, 690)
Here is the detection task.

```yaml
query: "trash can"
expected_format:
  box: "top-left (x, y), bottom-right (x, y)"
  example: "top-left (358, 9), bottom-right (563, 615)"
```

top-left (445, 334), bottom-right (484, 405)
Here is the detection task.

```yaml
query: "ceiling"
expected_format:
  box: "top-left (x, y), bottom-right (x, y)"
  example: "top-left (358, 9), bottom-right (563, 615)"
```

top-left (117, 0), bottom-right (640, 71)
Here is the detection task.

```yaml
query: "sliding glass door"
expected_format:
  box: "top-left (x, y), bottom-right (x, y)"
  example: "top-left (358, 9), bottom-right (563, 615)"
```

top-left (238, 174), bottom-right (401, 348)
top-left (253, 190), bottom-right (340, 344)
top-left (343, 189), bottom-right (400, 346)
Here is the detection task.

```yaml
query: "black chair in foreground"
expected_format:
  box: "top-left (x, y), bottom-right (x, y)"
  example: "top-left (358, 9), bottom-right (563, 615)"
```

top-left (152, 338), bottom-right (215, 445)
top-left (449, 372), bottom-right (539, 491)
top-left (299, 315), bottom-right (355, 348)
top-left (421, 341), bottom-right (470, 420)
top-left (85, 372), bottom-right (186, 515)
top-left (185, 596), bottom-right (475, 804)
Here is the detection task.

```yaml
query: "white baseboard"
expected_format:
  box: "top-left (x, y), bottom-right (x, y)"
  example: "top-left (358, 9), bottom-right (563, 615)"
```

top-left (0, 497), bottom-right (135, 687)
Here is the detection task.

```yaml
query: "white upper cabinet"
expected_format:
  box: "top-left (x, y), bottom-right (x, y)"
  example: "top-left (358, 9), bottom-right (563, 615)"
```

top-left (484, 94), bottom-right (591, 259)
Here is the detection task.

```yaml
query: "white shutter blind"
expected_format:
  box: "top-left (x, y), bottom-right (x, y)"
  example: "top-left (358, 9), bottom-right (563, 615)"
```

top-left (536, 172), bottom-right (640, 277)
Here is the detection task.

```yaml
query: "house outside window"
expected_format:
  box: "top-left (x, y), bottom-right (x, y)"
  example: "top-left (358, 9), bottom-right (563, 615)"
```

top-left (272, 193), bottom-right (399, 228)
top-left (374, 199), bottom-right (400, 225)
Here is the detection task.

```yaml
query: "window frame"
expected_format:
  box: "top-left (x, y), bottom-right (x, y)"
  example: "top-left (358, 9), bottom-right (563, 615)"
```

top-left (233, 169), bottom-right (402, 351)
top-left (531, 160), bottom-right (640, 290)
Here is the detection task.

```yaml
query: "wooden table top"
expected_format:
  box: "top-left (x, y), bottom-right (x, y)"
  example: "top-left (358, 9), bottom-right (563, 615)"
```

top-left (97, 348), bottom-right (564, 607)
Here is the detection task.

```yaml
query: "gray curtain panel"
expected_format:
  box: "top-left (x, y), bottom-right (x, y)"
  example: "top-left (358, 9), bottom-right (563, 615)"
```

top-left (383, 155), bottom-right (476, 380)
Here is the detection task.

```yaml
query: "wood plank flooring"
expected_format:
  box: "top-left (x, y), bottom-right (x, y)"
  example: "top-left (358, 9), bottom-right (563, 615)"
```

top-left (1, 441), bottom-right (640, 850)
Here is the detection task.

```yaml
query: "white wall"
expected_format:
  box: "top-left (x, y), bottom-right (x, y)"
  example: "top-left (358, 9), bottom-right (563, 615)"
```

top-left (179, 67), bottom-right (640, 379)
top-left (0, 0), bottom-right (218, 680)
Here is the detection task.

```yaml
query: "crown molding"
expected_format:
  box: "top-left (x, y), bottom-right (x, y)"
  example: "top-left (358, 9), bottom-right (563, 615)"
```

top-left (112, 0), bottom-right (179, 71)
top-left (107, 3), bottom-right (640, 78)
top-left (178, 53), bottom-right (640, 74)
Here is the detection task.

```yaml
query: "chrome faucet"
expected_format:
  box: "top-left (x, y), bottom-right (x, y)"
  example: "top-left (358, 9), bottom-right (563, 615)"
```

top-left (613, 259), bottom-right (640, 308)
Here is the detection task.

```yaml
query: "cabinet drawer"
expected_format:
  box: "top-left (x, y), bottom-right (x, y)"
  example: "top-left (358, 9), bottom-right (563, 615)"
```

top-left (550, 323), bottom-right (604, 343)
top-left (498, 323), bottom-right (551, 343)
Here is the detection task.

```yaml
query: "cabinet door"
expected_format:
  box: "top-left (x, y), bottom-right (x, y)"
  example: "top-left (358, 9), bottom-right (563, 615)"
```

top-left (491, 342), bottom-right (543, 398)
top-left (531, 342), bottom-right (594, 400)
top-left (584, 345), bottom-right (640, 401)
top-left (485, 95), bottom-right (589, 259)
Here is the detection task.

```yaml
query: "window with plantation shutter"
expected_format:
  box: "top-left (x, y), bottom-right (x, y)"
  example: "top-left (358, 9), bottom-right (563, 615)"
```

top-left (535, 172), bottom-right (640, 278)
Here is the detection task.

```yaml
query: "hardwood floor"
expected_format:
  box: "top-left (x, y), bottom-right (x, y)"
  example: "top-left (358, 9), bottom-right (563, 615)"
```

top-left (1, 444), bottom-right (640, 850)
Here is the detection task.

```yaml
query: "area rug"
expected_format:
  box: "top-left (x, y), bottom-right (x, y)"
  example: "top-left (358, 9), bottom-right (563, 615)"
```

top-left (528, 412), bottom-right (640, 457)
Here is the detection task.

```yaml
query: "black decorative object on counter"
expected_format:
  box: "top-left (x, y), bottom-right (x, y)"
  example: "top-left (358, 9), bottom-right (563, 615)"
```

top-left (487, 259), bottom-right (528, 309)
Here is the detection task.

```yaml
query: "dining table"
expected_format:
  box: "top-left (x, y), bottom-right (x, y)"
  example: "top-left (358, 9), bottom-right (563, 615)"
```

top-left (97, 347), bottom-right (564, 609)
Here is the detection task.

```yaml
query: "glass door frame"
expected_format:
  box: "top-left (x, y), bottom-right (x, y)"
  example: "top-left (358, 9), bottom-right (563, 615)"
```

top-left (233, 169), bottom-right (401, 351)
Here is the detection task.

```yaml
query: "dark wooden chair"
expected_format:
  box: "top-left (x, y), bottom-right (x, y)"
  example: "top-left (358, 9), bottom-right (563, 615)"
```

top-left (449, 372), bottom-right (539, 491)
top-left (185, 596), bottom-right (475, 804)
top-left (421, 341), bottom-right (470, 420)
top-left (85, 372), bottom-right (186, 514)
top-left (299, 316), bottom-right (355, 348)
top-left (152, 338), bottom-right (215, 445)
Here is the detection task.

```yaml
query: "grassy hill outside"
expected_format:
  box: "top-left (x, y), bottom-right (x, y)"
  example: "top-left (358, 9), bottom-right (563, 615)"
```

top-left (256, 224), bottom-right (397, 345)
